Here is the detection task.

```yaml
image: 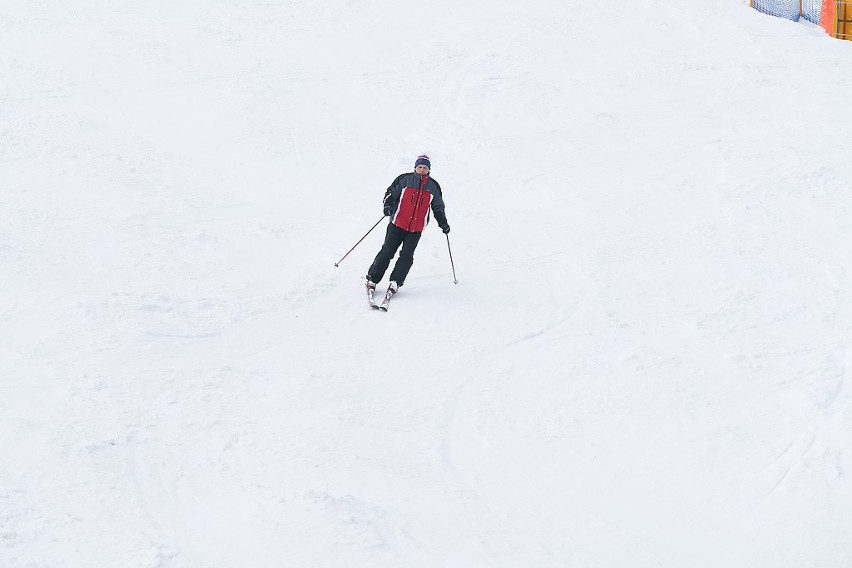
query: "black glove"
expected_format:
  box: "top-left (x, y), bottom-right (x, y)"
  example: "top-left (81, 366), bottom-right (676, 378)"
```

top-left (383, 205), bottom-right (393, 216)
top-left (441, 224), bottom-right (451, 234)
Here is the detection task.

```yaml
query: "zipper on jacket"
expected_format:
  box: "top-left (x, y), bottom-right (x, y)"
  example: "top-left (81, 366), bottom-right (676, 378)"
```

top-left (407, 174), bottom-right (428, 231)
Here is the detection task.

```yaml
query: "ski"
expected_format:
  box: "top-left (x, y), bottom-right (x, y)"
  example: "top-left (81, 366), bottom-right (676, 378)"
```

top-left (377, 285), bottom-right (397, 311)
top-left (365, 280), bottom-right (378, 309)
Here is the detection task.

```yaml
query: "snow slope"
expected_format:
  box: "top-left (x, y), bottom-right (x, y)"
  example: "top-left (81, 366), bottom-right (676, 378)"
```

top-left (3, 1), bottom-right (852, 566)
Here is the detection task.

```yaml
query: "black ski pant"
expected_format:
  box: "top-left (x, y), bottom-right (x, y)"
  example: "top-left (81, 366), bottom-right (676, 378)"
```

top-left (367, 223), bottom-right (422, 287)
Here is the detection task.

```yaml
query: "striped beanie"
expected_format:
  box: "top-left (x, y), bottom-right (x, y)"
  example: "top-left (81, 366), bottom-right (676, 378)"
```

top-left (414, 155), bottom-right (431, 169)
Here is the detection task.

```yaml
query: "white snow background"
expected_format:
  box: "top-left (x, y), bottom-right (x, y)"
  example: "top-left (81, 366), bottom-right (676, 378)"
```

top-left (3, 1), bottom-right (852, 566)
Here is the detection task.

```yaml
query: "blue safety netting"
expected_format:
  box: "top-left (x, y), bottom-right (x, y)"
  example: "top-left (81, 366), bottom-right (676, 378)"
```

top-left (801, 0), bottom-right (823, 24)
top-left (751, 0), bottom-right (801, 21)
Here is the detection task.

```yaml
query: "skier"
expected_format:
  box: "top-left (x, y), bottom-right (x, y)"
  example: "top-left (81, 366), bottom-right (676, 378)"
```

top-left (365, 154), bottom-right (450, 309)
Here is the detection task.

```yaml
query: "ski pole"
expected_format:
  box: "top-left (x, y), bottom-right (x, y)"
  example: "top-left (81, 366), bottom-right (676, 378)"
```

top-left (446, 233), bottom-right (458, 284)
top-left (334, 216), bottom-right (385, 267)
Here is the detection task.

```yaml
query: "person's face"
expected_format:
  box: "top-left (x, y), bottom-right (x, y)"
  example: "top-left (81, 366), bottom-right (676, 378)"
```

top-left (415, 164), bottom-right (430, 175)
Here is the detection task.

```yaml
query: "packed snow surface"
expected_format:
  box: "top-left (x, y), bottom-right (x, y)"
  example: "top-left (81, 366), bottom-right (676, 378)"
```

top-left (3, 1), bottom-right (852, 566)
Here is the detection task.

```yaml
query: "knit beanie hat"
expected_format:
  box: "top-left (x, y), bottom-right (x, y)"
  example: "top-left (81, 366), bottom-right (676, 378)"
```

top-left (415, 155), bottom-right (431, 169)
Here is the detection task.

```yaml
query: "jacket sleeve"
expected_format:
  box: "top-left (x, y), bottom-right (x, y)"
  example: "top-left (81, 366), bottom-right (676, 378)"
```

top-left (430, 180), bottom-right (449, 227)
top-left (383, 174), bottom-right (405, 209)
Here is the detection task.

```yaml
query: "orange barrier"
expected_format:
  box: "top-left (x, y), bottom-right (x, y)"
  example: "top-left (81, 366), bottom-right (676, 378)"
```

top-left (820, 0), bottom-right (838, 36)
top-left (822, 1), bottom-right (852, 39)
top-left (839, 1), bottom-right (851, 39)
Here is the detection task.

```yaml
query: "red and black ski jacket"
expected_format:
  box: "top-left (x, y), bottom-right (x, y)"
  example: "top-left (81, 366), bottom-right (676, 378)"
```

top-left (383, 172), bottom-right (448, 233)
